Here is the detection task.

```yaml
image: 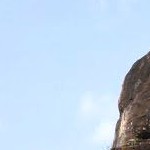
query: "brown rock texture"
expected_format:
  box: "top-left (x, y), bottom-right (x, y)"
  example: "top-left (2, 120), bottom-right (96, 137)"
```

top-left (112, 52), bottom-right (150, 150)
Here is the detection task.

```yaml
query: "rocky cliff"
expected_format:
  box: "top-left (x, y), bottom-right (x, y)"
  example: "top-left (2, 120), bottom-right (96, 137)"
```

top-left (112, 52), bottom-right (150, 150)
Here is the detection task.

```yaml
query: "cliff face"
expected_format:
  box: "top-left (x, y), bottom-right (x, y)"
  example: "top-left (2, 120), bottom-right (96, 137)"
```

top-left (112, 52), bottom-right (150, 149)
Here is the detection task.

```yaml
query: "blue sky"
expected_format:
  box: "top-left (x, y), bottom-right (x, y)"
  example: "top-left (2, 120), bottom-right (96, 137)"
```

top-left (0, 0), bottom-right (150, 149)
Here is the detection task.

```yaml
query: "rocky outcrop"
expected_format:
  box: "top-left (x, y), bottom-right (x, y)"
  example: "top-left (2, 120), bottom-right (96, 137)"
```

top-left (112, 52), bottom-right (150, 150)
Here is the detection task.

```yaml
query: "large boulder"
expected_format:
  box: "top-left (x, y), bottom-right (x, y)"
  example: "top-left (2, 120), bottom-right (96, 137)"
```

top-left (112, 52), bottom-right (150, 149)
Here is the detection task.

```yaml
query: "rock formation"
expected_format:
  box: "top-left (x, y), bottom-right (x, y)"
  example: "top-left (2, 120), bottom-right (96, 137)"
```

top-left (112, 52), bottom-right (150, 150)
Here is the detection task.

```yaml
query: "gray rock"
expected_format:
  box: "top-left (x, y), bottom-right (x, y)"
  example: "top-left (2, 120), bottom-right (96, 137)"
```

top-left (112, 52), bottom-right (150, 149)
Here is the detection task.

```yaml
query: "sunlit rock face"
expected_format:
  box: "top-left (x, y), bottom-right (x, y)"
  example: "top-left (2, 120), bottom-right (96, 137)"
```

top-left (112, 52), bottom-right (150, 149)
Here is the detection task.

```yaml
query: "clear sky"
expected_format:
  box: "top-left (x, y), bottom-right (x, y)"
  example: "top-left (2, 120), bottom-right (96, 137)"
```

top-left (0, 0), bottom-right (150, 150)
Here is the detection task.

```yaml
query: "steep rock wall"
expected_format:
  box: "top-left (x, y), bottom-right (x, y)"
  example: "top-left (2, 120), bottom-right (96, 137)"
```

top-left (112, 52), bottom-right (150, 149)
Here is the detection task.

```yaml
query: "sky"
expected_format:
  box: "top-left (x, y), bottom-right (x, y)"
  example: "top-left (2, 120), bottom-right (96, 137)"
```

top-left (0, 0), bottom-right (150, 150)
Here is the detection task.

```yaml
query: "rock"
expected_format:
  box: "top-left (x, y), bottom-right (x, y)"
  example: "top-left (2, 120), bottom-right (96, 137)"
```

top-left (112, 52), bottom-right (150, 150)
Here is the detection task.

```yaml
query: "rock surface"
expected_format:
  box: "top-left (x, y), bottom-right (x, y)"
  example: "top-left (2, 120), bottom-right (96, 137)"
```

top-left (112, 52), bottom-right (150, 149)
